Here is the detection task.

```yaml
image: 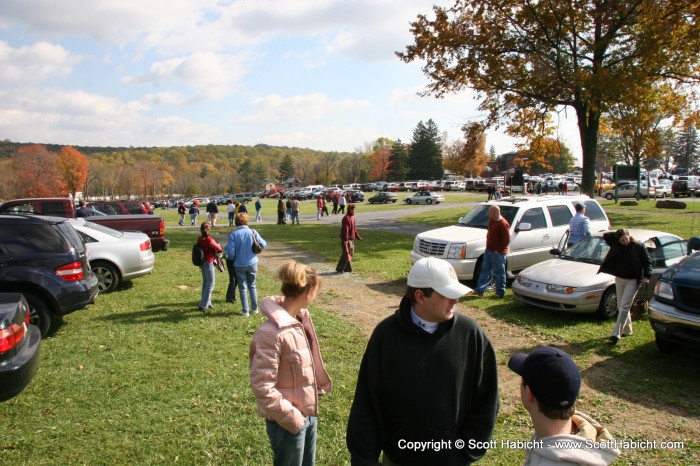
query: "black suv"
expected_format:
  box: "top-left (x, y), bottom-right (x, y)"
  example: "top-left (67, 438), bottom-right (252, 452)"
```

top-left (648, 239), bottom-right (700, 352)
top-left (0, 215), bottom-right (99, 336)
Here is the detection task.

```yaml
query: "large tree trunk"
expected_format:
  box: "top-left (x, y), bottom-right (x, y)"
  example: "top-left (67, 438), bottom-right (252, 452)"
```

top-left (575, 104), bottom-right (601, 197)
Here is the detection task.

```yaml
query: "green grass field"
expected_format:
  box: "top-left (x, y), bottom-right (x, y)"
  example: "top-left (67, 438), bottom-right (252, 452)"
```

top-left (1, 202), bottom-right (698, 464)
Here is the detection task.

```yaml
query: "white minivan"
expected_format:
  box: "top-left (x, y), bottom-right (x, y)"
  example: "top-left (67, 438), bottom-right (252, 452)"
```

top-left (410, 195), bottom-right (610, 281)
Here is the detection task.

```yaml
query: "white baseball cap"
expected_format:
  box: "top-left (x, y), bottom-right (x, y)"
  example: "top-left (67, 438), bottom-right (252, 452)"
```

top-left (407, 257), bottom-right (473, 299)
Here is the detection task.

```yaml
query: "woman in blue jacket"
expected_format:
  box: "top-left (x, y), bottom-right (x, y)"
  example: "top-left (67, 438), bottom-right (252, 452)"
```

top-left (224, 212), bottom-right (267, 317)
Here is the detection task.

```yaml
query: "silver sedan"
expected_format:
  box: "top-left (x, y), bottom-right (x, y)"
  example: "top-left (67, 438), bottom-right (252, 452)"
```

top-left (404, 191), bottom-right (445, 205)
top-left (69, 219), bottom-right (155, 293)
top-left (512, 229), bottom-right (686, 319)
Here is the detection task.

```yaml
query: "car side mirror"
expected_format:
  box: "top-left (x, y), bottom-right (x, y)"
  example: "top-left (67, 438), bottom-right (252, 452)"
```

top-left (550, 248), bottom-right (562, 256)
top-left (515, 222), bottom-right (532, 232)
top-left (458, 216), bottom-right (464, 223)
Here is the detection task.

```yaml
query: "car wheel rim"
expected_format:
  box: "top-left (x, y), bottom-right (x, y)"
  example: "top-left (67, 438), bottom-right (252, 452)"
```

top-left (94, 266), bottom-right (114, 291)
top-left (605, 292), bottom-right (617, 317)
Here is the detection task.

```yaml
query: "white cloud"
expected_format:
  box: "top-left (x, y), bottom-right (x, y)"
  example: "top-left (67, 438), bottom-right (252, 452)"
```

top-left (243, 93), bottom-right (370, 122)
top-left (0, 40), bottom-right (79, 84)
top-left (123, 52), bottom-right (247, 100)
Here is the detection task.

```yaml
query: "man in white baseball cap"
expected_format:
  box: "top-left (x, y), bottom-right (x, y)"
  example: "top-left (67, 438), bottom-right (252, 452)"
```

top-left (347, 257), bottom-right (499, 465)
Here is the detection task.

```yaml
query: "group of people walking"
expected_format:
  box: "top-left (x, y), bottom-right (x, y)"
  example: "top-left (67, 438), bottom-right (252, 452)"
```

top-left (195, 212), bottom-right (267, 317)
top-left (186, 197), bottom-right (646, 465)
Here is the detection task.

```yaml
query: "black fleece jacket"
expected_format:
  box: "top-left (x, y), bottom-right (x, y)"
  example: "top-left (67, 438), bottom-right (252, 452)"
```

top-left (599, 232), bottom-right (652, 281)
top-left (346, 297), bottom-right (499, 466)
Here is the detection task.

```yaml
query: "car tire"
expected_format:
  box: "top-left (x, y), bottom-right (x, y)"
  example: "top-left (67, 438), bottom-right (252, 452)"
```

top-left (426, 199), bottom-right (433, 205)
top-left (23, 292), bottom-right (52, 337)
top-left (597, 286), bottom-right (618, 320)
top-left (634, 192), bottom-right (642, 201)
top-left (406, 199), bottom-right (412, 204)
top-left (605, 193), bottom-right (613, 200)
top-left (382, 199), bottom-right (387, 204)
top-left (655, 333), bottom-right (676, 353)
top-left (92, 261), bottom-right (120, 293)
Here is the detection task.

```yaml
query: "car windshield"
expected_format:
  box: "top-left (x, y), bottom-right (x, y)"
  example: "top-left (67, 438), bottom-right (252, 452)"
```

top-left (458, 205), bottom-right (519, 228)
top-left (561, 236), bottom-right (610, 264)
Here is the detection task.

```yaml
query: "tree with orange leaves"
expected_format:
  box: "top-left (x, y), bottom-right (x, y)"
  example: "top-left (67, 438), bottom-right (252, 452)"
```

top-left (11, 145), bottom-right (66, 198)
top-left (58, 146), bottom-right (89, 200)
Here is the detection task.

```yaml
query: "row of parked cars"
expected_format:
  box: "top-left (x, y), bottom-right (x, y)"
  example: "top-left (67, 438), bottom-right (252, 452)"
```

top-left (409, 194), bottom-right (700, 352)
top-left (0, 200), bottom-right (161, 401)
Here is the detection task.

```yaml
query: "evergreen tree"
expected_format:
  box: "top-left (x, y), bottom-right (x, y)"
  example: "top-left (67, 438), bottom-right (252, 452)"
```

top-left (490, 145), bottom-right (497, 160)
top-left (278, 154), bottom-right (295, 180)
top-left (407, 119), bottom-right (443, 180)
top-left (387, 139), bottom-right (408, 181)
top-left (673, 126), bottom-right (699, 169)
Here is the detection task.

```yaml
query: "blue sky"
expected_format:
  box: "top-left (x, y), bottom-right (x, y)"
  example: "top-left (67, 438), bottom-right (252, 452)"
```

top-left (0, 0), bottom-right (581, 159)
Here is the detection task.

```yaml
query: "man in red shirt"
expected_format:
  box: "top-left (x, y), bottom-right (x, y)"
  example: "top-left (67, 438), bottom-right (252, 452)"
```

top-left (474, 205), bottom-right (510, 298)
top-left (336, 204), bottom-right (363, 273)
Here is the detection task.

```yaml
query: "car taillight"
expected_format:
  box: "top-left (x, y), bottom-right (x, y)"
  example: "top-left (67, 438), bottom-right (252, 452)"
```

top-left (0, 322), bottom-right (26, 353)
top-left (140, 240), bottom-right (151, 251)
top-left (159, 219), bottom-right (165, 237)
top-left (56, 261), bottom-right (85, 281)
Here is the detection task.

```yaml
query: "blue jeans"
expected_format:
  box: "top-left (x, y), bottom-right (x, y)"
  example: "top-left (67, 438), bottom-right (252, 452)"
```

top-left (256, 209), bottom-right (262, 221)
top-left (265, 416), bottom-right (317, 466)
top-left (475, 250), bottom-right (506, 296)
top-left (236, 263), bottom-right (258, 314)
top-left (199, 262), bottom-right (215, 308)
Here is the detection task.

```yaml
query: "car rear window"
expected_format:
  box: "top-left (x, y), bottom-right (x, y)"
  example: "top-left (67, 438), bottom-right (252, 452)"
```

top-left (56, 223), bottom-right (86, 254)
top-left (0, 224), bottom-right (70, 254)
top-left (125, 203), bottom-right (144, 214)
top-left (547, 205), bottom-right (573, 226)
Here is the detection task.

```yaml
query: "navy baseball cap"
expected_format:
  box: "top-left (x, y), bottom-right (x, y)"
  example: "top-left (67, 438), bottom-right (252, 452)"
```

top-left (575, 203), bottom-right (585, 212)
top-left (508, 346), bottom-right (581, 410)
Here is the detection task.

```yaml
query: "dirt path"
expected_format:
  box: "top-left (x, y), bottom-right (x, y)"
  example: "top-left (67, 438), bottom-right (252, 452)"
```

top-left (254, 232), bottom-right (698, 463)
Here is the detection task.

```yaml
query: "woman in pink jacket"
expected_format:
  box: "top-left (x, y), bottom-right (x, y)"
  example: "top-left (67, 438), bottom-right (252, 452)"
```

top-left (249, 260), bottom-right (332, 466)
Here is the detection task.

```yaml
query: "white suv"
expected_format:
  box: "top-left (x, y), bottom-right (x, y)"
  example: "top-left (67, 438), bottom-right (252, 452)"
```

top-left (410, 195), bottom-right (610, 281)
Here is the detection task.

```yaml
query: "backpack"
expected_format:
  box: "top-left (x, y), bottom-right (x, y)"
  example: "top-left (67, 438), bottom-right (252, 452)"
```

top-left (192, 242), bottom-right (204, 266)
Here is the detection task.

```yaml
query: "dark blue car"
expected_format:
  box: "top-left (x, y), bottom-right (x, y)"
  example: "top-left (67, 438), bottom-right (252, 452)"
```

top-left (649, 238), bottom-right (700, 352)
top-left (0, 293), bottom-right (41, 401)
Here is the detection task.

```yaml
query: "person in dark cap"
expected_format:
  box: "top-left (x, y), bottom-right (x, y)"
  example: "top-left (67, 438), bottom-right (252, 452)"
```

top-left (508, 346), bottom-right (620, 465)
top-left (568, 203), bottom-right (591, 248)
top-left (599, 228), bottom-right (652, 344)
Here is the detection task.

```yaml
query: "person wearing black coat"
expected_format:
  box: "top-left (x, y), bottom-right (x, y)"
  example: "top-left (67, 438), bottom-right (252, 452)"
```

top-left (598, 229), bottom-right (652, 345)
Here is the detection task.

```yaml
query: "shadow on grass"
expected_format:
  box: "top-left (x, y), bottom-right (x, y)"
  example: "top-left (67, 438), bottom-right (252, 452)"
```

top-left (96, 303), bottom-right (245, 324)
top-left (579, 340), bottom-right (700, 418)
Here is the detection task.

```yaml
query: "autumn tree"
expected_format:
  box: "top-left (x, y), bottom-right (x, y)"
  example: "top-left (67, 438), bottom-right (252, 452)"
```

top-left (442, 138), bottom-right (465, 176)
top-left (407, 119), bottom-right (443, 180)
top-left (461, 122), bottom-right (490, 177)
top-left (57, 146), bottom-right (89, 199)
top-left (317, 154), bottom-right (338, 186)
top-left (366, 138), bottom-right (393, 181)
top-left (12, 145), bottom-right (66, 197)
top-left (387, 140), bottom-right (408, 181)
top-left (399, 0), bottom-right (700, 195)
top-left (601, 84), bottom-right (685, 168)
top-left (520, 137), bottom-right (575, 175)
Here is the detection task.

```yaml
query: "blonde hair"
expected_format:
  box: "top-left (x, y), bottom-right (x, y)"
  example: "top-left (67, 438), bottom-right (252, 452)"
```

top-left (236, 212), bottom-right (249, 226)
top-left (278, 260), bottom-right (321, 298)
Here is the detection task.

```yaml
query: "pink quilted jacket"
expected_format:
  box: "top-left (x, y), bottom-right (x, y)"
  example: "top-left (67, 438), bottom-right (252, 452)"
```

top-left (249, 296), bottom-right (332, 434)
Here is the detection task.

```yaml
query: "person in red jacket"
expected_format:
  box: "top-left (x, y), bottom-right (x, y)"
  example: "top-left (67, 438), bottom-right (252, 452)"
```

top-left (473, 205), bottom-right (510, 298)
top-left (336, 204), bottom-right (363, 273)
top-left (197, 222), bottom-right (222, 313)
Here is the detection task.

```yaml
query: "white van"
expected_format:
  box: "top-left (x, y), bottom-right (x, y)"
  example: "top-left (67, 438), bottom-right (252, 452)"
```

top-left (410, 195), bottom-right (610, 281)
